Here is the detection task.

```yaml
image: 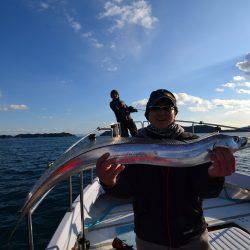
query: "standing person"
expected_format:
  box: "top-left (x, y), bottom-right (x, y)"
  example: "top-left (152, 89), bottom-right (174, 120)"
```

top-left (98, 89), bottom-right (236, 249)
top-left (110, 89), bottom-right (138, 137)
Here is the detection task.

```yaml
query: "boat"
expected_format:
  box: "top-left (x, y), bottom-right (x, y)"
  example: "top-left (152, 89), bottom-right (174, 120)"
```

top-left (17, 121), bottom-right (250, 249)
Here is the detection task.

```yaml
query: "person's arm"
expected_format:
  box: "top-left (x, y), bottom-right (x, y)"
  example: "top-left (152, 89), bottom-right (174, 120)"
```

top-left (189, 163), bottom-right (225, 198)
top-left (190, 147), bottom-right (235, 198)
top-left (110, 102), bottom-right (121, 121)
top-left (96, 153), bottom-right (134, 199)
top-left (110, 102), bottom-right (118, 112)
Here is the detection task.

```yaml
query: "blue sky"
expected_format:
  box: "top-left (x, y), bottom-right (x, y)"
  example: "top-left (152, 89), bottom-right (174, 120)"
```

top-left (1, 0), bottom-right (250, 134)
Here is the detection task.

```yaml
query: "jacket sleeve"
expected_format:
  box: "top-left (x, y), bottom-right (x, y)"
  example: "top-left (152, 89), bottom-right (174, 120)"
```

top-left (189, 163), bottom-right (225, 198)
top-left (101, 166), bottom-right (134, 199)
top-left (110, 102), bottom-right (120, 121)
top-left (110, 102), bottom-right (118, 113)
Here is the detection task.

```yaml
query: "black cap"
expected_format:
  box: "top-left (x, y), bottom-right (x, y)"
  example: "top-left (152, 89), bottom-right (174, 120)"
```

top-left (145, 89), bottom-right (177, 119)
top-left (110, 89), bottom-right (119, 98)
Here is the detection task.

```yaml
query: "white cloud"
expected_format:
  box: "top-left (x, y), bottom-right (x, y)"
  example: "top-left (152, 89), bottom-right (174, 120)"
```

top-left (171, 93), bottom-right (213, 112)
top-left (65, 14), bottom-right (82, 33)
top-left (10, 104), bottom-right (28, 110)
top-left (239, 82), bottom-right (250, 88)
top-left (40, 2), bottom-right (50, 10)
top-left (27, 1), bottom-right (52, 12)
top-left (215, 88), bottom-right (224, 92)
top-left (101, 57), bottom-right (118, 72)
top-left (233, 75), bottom-right (245, 81)
top-left (37, 115), bottom-right (53, 119)
top-left (236, 53), bottom-right (250, 73)
top-left (32, 2), bottom-right (82, 33)
top-left (107, 66), bottom-right (118, 71)
top-left (132, 93), bottom-right (250, 118)
top-left (110, 43), bottom-right (116, 50)
top-left (222, 82), bottom-right (235, 89)
top-left (100, 0), bottom-right (158, 31)
top-left (0, 104), bottom-right (28, 111)
top-left (212, 98), bottom-right (250, 110)
top-left (224, 109), bottom-right (250, 115)
top-left (82, 32), bottom-right (92, 38)
top-left (84, 0), bottom-right (159, 71)
top-left (218, 74), bottom-right (249, 94)
top-left (82, 31), bottom-right (103, 48)
top-left (236, 88), bottom-right (250, 94)
top-left (175, 93), bottom-right (209, 105)
top-left (176, 92), bottom-right (250, 114)
top-left (132, 98), bottom-right (148, 108)
top-left (90, 38), bottom-right (104, 48)
top-left (188, 106), bottom-right (211, 112)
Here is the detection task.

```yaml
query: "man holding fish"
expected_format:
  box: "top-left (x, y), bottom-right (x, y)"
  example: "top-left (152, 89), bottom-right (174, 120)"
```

top-left (97, 89), bottom-right (236, 250)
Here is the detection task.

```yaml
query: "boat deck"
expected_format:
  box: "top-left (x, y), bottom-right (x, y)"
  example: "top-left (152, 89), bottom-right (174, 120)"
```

top-left (46, 175), bottom-right (250, 250)
top-left (86, 194), bottom-right (250, 249)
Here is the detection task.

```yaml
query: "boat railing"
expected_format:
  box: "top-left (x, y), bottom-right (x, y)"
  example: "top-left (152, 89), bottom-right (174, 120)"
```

top-left (24, 119), bottom-right (243, 250)
top-left (135, 119), bottom-right (242, 133)
top-left (25, 124), bottom-right (123, 250)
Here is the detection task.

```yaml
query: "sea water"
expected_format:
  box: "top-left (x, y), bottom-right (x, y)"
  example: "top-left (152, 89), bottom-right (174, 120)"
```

top-left (0, 133), bottom-right (249, 249)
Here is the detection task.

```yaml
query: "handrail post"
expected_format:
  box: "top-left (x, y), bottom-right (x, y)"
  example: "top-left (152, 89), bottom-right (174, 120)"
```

top-left (192, 122), bottom-right (195, 134)
top-left (143, 121), bottom-right (149, 128)
top-left (134, 121), bottom-right (143, 129)
top-left (80, 171), bottom-right (84, 234)
top-left (69, 177), bottom-right (73, 212)
top-left (78, 171), bottom-right (89, 249)
top-left (28, 210), bottom-right (34, 250)
top-left (91, 168), bottom-right (94, 183)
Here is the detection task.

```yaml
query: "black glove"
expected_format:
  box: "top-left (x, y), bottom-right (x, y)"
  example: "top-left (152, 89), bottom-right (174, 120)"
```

top-left (128, 106), bottom-right (137, 113)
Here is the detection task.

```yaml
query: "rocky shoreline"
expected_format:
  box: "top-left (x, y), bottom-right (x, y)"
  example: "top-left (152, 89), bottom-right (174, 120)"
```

top-left (0, 132), bottom-right (75, 139)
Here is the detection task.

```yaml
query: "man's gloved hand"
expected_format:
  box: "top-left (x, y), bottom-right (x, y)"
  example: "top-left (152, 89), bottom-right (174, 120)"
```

top-left (96, 153), bottom-right (125, 188)
top-left (128, 106), bottom-right (138, 112)
top-left (208, 147), bottom-right (236, 177)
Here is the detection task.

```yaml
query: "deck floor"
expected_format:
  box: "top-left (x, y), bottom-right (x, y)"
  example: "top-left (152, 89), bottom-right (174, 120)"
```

top-left (86, 194), bottom-right (250, 249)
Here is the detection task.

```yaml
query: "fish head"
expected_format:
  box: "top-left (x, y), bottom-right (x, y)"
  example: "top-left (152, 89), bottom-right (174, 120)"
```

top-left (215, 134), bottom-right (248, 152)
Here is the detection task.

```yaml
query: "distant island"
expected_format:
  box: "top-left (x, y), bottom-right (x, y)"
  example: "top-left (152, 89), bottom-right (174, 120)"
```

top-left (0, 132), bottom-right (76, 139)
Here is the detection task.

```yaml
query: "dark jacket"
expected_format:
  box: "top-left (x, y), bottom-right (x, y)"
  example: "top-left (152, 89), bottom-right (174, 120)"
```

top-left (110, 98), bottom-right (137, 123)
top-left (103, 128), bottom-right (225, 248)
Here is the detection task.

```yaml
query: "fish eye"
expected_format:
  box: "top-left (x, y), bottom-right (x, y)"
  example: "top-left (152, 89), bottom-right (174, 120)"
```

top-left (233, 136), bottom-right (240, 143)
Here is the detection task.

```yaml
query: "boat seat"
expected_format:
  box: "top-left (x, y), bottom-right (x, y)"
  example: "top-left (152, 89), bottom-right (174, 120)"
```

top-left (112, 226), bottom-right (250, 250)
top-left (209, 227), bottom-right (250, 249)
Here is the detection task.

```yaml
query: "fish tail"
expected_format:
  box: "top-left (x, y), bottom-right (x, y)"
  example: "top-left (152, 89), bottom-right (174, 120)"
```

top-left (8, 212), bottom-right (24, 246)
top-left (245, 137), bottom-right (250, 148)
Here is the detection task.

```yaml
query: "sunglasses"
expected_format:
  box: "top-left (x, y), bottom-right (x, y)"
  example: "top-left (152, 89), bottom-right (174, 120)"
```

top-left (149, 106), bottom-right (175, 112)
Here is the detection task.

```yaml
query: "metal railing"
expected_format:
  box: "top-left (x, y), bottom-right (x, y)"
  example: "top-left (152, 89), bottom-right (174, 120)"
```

top-left (26, 124), bottom-right (120, 250)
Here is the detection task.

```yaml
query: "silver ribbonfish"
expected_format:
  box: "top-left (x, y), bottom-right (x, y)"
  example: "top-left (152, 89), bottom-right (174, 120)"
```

top-left (10, 133), bottom-right (249, 239)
